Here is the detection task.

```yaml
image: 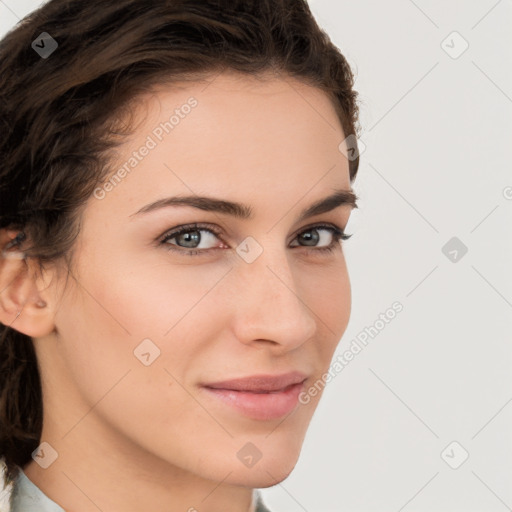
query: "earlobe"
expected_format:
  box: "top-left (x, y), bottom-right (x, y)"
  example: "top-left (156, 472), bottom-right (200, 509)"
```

top-left (7, 301), bottom-right (55, 338)
top-left (0, 261), bottom-right (56, 338)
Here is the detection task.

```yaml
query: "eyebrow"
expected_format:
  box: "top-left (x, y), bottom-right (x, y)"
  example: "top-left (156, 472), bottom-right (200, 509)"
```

top-left (129, 189), bottom-right (358, 222)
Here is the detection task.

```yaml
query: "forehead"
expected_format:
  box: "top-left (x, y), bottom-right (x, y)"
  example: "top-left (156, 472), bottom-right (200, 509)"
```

top-left (95, 71), bottom-right (351, 217)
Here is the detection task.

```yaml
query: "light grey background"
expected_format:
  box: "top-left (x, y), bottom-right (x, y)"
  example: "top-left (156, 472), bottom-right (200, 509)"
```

top-left (1, 1), bottom-right (511, 511)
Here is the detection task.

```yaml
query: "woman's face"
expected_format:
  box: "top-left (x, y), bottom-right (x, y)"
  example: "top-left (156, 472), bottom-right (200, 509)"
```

top-left (32, 71), bottom-right (356, 489)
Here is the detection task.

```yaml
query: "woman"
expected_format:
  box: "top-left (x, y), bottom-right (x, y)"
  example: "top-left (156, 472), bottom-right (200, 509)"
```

top-left (0, 0), bottom-right (361, 510)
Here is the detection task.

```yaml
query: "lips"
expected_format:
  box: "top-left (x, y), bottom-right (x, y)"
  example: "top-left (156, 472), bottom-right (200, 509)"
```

top-left (202, 371), bottom-right (308, 393)
top-left (200, 371), bottom-right (308, 420)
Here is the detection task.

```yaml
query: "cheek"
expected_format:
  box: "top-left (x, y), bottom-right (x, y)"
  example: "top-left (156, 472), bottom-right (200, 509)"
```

top-left (74, 247), bottom-right (224, 337)
top-left (55, 255), bottom-right (229, 391)
top-left (305, 257), bottom-right (351, 326)
top-left (53, 260), bottom-right (226, 453)
top-left (302, 259), bottom-right (352, 369)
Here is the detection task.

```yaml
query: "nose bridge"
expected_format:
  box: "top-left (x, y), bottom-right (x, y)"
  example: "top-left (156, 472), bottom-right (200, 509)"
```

top-left (230, 238), bottom-right (317, 346)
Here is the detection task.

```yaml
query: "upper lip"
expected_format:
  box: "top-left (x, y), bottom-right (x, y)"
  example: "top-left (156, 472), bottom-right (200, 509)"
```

top-left (202, 371), bottom-right (308, 392)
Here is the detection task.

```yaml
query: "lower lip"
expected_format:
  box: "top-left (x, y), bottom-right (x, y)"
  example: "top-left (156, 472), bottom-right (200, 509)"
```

top-left (201, 382), bottom-right (305, 421)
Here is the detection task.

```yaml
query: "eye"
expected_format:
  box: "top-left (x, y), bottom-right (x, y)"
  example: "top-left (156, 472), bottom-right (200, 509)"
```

top-left (160, 223), bottom-right (225, 255)
top-left (158, 222), bottom-right (352, 257)
top-left (289, 223), bottom-right (351, 253)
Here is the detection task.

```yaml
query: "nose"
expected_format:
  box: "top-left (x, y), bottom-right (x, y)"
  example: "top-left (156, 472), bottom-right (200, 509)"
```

top-left (229, 246), bottom-right (317, 353)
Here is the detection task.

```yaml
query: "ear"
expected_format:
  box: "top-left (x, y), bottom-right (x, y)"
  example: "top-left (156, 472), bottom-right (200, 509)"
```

top-left (0, 229), bottom-right (57, 338)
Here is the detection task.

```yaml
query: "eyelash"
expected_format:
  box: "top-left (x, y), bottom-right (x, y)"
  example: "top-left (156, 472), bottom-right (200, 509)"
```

top-left (158, 222), bottom-right (352, 257)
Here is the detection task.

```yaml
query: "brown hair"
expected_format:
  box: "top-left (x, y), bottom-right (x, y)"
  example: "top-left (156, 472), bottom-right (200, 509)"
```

top-left (0, 0), bottom-right (360, 488)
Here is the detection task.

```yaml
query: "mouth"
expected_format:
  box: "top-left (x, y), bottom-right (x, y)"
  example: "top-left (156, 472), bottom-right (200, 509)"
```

top-left (200, 372), bottom-right (308, 421)
top-left (202, 371), bottom-right (308, 392)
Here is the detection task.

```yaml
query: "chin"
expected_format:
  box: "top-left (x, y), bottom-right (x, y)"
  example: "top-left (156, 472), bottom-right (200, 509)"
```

top-left (254, 463), bottom-right (296, 488)
top-left (225, 466), bottom-right (297, 489)
top-left (220, 447), bottom-right (301, 488)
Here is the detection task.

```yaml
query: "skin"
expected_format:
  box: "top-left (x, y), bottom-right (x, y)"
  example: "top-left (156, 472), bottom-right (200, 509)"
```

top-left (0, 71), bottom-right (356, 512)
